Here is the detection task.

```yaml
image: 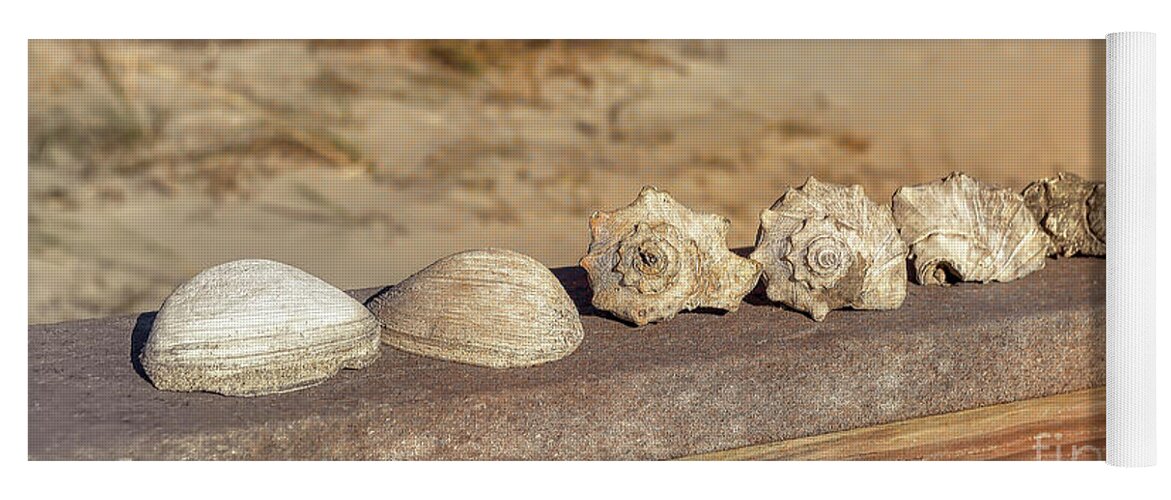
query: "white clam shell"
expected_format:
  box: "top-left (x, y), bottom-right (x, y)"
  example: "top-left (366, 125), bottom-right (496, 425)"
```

top-left (892, 172), bottom-right (1052, 285)
top-left (367, 249), bottom-right (584, 368)
top-left (141, 259), bottom-right (381, 397)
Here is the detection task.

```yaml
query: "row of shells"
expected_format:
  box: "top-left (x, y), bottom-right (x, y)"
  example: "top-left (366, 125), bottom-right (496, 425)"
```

top-left (140, 171), bottom-right (1103, 396)
top-left (581, 172), bottom-right (1103, 325)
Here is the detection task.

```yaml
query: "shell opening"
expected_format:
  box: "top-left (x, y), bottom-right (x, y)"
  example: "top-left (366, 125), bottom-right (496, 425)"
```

top-left (922, 259), bottom-right (963, 286)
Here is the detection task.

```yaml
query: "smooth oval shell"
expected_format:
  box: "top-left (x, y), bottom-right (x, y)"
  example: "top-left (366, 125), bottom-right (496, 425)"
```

top-left (1022, 172), bottom-right (1106, 257)
top-left (368, 249), bottom-right (583, 368)
top-left (141, 259), bottom-right (381, 397)
top-left (750, 177), bottom-right (908, 321)
top-left (580, 186), bottom-right (762, 326)
top-left (892, 172), bottom-right (1052, 285)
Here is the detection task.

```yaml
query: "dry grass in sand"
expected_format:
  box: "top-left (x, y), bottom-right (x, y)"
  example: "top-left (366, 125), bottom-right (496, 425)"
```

top-left (29, 40), bottom-right (1104, 324)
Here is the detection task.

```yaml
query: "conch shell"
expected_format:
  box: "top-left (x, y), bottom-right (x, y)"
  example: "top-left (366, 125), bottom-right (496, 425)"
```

top-left (892, 172), bottom-right (1052, 285)
top-left (367, 249), bottom-right (583, 368)
top-left (750, 177), bottom-right (908, 321)
top-left (1022, 172), bottom-right (1105, 257)
top-left (580, 186), bottom-right (762, 326)
top-left (140, 259), bottom-right (381, 397)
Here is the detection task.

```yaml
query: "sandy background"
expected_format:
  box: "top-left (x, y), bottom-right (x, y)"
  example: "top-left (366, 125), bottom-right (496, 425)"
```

top-left (28, 40), bottom-right (1104, 325)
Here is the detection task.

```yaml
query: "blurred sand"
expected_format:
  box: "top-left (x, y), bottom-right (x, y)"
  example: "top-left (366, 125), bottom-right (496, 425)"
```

top-left (28, 40), bottom-right (1104, 324)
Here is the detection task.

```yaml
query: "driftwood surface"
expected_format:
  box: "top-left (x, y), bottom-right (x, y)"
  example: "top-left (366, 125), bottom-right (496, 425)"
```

top-left (28, 255), bottom-right (1104, 460)
top-left (682, 387), bottom-right (1105, 460)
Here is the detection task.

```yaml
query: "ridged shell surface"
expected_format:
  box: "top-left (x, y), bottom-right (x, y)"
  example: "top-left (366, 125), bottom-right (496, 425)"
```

top-left (367, 249), bottom-right (584, 368)
top-left (580, 186), bottom-right (763, 326)
top-left (1022, 172), bottom-right (1106, 257)
top-left (892, 172), bottom-right (1052, 285)
top-left (141, 259), bottom-right (381, 397)
top-left (750, 177), bottom-right (908, 321)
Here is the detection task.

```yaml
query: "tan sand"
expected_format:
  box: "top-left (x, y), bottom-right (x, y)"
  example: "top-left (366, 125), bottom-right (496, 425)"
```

top-left (28, 40), bottom-right (1104, 324)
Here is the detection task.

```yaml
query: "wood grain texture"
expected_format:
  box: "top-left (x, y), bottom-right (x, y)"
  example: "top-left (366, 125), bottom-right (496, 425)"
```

top-left (681, 387), bottom-right (1105, 461)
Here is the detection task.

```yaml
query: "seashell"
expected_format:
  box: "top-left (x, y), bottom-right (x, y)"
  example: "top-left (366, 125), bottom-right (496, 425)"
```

top-left (579, 186), bottom-right (763, 326)
top-left (750, 177), bottom-right (908, 321)
top-left (367, 249), bottom-right (583, 368)
top-left (1022, 172), bottom-right (1106, 257)
top-left (892, 172), bottom-right (1052, 286)
top-left (140, 259), bottom-right (381, 397)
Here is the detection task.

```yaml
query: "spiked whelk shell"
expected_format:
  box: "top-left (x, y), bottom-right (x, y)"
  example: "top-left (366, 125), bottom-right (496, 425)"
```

top-left (892, 172), bottom-right (1052, 285)
top-left (367, 249), bottom-right (583, 368)
top-left (1022, 172), bottom-right (1105, 257)
top-left (580, 186), bottom-right (762, 326)
top-left (750, 177), bottom-right (908, 321)
top-left (140, 259), bottom-right (382, 397)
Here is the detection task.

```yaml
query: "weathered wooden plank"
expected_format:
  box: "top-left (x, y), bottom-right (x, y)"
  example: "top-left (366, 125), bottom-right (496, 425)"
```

top-left (28, 258), bottom-right (1105, 460)
top-left (680, 387), bottom-right (1105, 460)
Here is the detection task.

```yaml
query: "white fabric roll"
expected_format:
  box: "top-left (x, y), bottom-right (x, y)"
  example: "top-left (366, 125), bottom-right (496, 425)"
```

top-left (1106, 31), bottom-right (1156, 467)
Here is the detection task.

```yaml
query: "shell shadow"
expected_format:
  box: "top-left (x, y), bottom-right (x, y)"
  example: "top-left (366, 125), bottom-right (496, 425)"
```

top-left (741, 275), bottom-right (773, 306)
top-left (130, 312), bottom-right (156, 382)
top-left (730, 246), bottom-right (754, 259)
top-left (549, 266), bottom-right (603, 318)
top-left (361, 286), bottom-right (393, 308)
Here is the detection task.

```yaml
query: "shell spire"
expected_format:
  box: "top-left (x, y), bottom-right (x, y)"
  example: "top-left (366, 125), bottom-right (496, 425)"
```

top-left (580, 186), bottom-right (762, 326)
top-left (750, 177), bottom-right (908, 321)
